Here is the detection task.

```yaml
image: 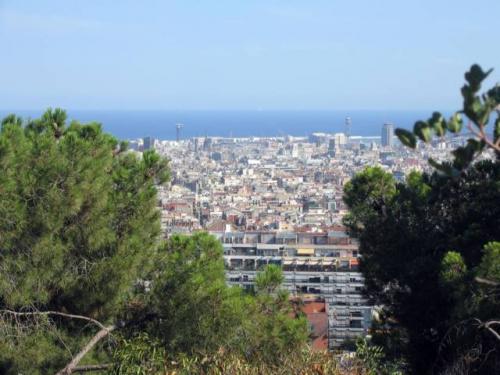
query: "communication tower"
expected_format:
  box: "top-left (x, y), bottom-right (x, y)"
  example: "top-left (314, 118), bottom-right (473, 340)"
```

top-left (176, 123), bottom-right (184, 141)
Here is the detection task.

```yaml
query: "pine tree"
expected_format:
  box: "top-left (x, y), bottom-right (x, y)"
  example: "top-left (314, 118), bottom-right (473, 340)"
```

top-left (0, 109), bottom-right (169, 374)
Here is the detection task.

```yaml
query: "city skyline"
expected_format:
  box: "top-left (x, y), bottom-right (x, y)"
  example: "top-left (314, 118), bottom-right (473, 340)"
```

top-left (1, 1), bottom-right (498, 372)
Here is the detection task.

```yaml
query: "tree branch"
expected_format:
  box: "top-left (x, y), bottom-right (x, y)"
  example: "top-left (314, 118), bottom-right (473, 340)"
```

top-left (1, 310), bottom-right (115, 375)
top-left (475, 276), bottom-right (500, 287)
top-left (484, 321), bottom-right (500, 341)
top-left (0, 310), bottom-right (107, 330)
top-left (56, 324), bottom-right (116, 375)
top-left (1, 309), bottom-right (163, 374)
top-left (467, 122), bottom-right (500, 152)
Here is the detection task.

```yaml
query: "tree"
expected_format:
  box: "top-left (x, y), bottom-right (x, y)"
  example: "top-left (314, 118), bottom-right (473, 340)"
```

top-left (119, 232), bottom-right (252, 356)
top-left (0, 111), bottom-right (309, 373)
top-left (344, 65), bottom-right (500, 374)
top-left (112, 257), bottom-right (310, 372)
top-left (244, 264), bottom-right (309, 363)
top-left (0, 109), bottom-right (169, 374)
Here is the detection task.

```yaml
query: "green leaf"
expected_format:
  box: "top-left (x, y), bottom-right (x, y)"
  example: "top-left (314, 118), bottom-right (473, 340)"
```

top-left (395, 128), bottom-right (416, 148)
top-left (461, 84), bottom-right (474, 101)
top-left (466, 138), bottom-right (484, 152)
top-left (464, 64), bottom-right (493, 92)
top-left (447, 113), bottom-right (463, 133)
top-left (119, 140), bottom-right (129, 152)
top-left (413, 121), bottom-right (432, 142)
top-left (440, 251), bottom-right (466, 285)
top-left (452, 143), bottom-right (477, 169)
top-left (428, 112), bottom-right (446, 137)
top-left (486, 84), bottom-right (500, 106)
top-left (428, 157), bottom-right (442, 170)
top-left (429, 158), bottom-right (452, 174)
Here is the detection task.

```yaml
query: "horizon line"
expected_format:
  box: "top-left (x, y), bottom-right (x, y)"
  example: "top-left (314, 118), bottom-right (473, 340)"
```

top-left (0, 108), bottom-right (454, 113)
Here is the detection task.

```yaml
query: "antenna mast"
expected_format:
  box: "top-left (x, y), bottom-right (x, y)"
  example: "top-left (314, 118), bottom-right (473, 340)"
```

top-left (176, 123), bottom-right (184, 141)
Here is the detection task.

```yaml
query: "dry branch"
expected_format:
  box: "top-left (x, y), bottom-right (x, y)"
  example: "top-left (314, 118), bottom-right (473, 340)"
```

top-left (56, 325), bottom-right (116, 375)
top-left (0, 309), bottom-right (107, 330)
top-left (1, 310), bottom-right (115, 375)
top-left (484, 321), bottom-right (500, 341)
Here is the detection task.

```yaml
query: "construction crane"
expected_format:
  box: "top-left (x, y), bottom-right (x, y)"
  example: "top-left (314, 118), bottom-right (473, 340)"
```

top-left (176, 123), bottom-right (184, 142)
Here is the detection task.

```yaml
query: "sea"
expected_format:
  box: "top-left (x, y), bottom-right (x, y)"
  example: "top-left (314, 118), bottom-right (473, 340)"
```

top-left (0, 110), bottom-right (446, 140)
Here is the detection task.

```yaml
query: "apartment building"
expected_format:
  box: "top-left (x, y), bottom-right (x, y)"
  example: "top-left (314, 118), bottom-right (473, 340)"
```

top-left (209, 227), bottom-right (373, 350)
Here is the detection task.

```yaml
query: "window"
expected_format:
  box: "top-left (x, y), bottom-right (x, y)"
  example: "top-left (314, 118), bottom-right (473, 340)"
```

top-left (349, 320), bottom-right (362, 328)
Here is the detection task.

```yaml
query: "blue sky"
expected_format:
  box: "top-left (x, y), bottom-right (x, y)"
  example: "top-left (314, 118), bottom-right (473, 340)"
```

top-left (0, 0), bottom-right (498, 110)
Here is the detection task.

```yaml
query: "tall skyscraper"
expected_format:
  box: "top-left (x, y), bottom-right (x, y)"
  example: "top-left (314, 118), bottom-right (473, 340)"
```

top-left (381, 123), bottom-right (394, 148)
top-left (345, 117), bottom-right (352, 139)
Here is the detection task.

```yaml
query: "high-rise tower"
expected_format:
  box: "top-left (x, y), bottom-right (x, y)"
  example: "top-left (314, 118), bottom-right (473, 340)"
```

top-left (381, 123), bottom-right (394, 148)
top-left (345, 116), bottom-right (352, 139)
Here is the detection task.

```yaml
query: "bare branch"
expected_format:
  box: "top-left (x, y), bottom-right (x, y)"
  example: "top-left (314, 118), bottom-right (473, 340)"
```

top-left (1, 310), bottom-right (165, 374)
top-left (475, 277), bottom-right (500, 287)
top-left (484, 321), bottom-right (500, 341)
top-left (0, 309), bottom-right (117, 374)
top-left (467, 122), bottom-right (500, 152)
top-left (0, 310), bottom-right (107, 330)
top-left (56, 324), bottom-right (116, 375)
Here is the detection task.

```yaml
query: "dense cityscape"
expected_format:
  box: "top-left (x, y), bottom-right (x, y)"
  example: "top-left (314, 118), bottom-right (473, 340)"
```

top-left (2, 1), bottom-right (499, 373)
top-left (126, 120), bottom-right (485, 351)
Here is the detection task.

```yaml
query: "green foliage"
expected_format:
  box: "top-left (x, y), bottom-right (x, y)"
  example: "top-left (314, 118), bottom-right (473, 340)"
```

top-left (0, 323), bottom-right (73, 375)
top-left (111, 346), bottom-right (350, 375)
top-left (348, 66), bottom-right (500, 373)
top-left (440, 251), bottom-right (467, 285)
top-left (113, 235), bottom-right (309, 370)
top-left (355, 338), bottom-right (404, 375)
top-left (0, 109), bottom-right (169, 374)
top-left (344, 167), bottom-right (397, 210)
top-left (343, 166), bottom-right (396, 236)
top-left (0, 110), bottom-right (327, 374)
top-left (110, 333), bottom-right (167, 375)
top-left (447, 112), bottom-right (463, 134)
top-left (123, 232), bottom-right (251, 355)
top-left (355, 338), bottom-right (385, 374)
top-left (344, 162), bottom-right (500, 373)
top-left (243, 265), bottom-right (309, 363)
top-left (255, 263), bottom-right (284, 293)
top-left (0, 109), bottom-right (169, 314)
top-left (395, 64), bottom-right (500, 174)
top-left (394, 129), bottom-right (416, 148)
top-left (476, 242), bottom-right (500, 282)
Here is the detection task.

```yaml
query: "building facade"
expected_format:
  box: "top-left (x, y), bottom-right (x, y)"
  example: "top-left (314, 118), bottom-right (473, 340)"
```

top-left (209, 228), bottom-right (373, 350)
top-left (381, 123), bottom-right (394, 148)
